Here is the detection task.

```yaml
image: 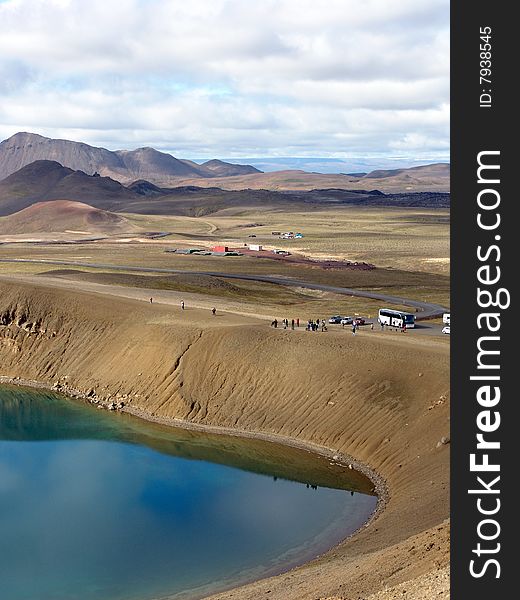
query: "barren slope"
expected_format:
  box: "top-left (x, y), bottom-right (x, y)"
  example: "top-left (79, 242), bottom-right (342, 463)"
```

top-left (0, 200), bottom-right (137, 235)
top-left (0, 279), bottom-right (449, 600)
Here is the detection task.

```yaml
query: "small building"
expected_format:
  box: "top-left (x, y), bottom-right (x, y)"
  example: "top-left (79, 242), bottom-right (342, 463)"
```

top-left (212, 245), bottom-right (229, 252)
top-left (248, 244), bottom-right (263, 251)
top-left (165, 248), bottom-right (201, 254)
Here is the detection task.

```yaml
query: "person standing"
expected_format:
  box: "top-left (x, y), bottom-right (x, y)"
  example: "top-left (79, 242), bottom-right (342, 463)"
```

top-left (211, 307), bottom-right (216, 316)
top-left (291, 319), bottom-right (295, 330)
top-left (181, 300), bottom-right (185, 310)
top-left (296, 318), bottom-right (299, 328)
top-left (149, 297), bottom-right (153, 304)
top-left (352, 324), bottom-right (356, 336)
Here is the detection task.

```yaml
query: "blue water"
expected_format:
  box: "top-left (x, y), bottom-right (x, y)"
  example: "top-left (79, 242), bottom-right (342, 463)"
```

top-left (0, 386), bottom-right (377, 600)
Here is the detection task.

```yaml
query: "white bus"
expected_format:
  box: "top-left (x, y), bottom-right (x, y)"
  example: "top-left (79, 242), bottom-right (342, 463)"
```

top-left (443, 313), bottom-right (450, 325)
top-left (378, 308), bottom-right (416, 329)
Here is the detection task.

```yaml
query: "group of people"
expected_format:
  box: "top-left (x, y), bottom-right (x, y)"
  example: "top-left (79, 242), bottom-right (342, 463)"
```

top-left (269, 315), bottom-right (380, 335)
top-left (306, 319), bottom-right (327, 332)
top-left (269, 318), bottom-right (328, 332)
top-left (270, 318), bottom-right (300, 329)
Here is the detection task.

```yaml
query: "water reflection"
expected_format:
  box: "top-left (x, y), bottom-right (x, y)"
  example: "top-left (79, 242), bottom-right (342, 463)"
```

top-left (0, 386), bottom-right (374, 494)
top-left (0, 386), bottom-right (377, 600)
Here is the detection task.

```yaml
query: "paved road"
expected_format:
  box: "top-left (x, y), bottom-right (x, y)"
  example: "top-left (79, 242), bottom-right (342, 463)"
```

top-left (0, 258), bottom-right (449, 320)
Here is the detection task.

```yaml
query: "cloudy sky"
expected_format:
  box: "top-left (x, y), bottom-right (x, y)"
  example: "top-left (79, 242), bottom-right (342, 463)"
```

top-left (0, 0), bottom-right (449, 163)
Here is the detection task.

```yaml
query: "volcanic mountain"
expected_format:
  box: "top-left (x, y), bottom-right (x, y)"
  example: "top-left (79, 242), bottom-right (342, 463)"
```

top-left (0, 200), bottom-right (136, 235)
top-left (198, 159), bottom-right (260, 177)
top-left (0, 160), bottom-right (140, 216)
top-left (0, 132), bottom-right (262, 183)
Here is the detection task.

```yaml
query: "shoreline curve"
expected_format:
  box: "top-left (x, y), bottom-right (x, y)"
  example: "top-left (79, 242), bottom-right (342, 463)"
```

top-left (0, 278), bottom-right (450, 600)
top-left (0, 375), bottom-right (387, 599)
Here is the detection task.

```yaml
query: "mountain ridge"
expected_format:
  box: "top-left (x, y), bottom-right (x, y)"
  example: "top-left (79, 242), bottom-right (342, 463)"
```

top-left (0, 132), bottom-right (263, 183)
top-left (0, 132), bottom-right (449, 192)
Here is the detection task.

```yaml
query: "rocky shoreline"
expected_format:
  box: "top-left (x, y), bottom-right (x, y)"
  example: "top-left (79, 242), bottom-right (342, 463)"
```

top-left (0, 373), bottom-right (389, 529)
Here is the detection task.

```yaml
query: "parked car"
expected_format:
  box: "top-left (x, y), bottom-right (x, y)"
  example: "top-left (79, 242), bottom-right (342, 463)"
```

top-left (328, 315), bottom-right (344, 324)
top-left (340, 316), bottom-right (354, 325)
top-left (353, 317), bottom-right (365, 326)
top-left (442, 326), bottom-right (450, 335)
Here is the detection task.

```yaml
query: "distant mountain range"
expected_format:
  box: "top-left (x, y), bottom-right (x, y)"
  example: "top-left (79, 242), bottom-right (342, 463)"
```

top-left (0, 160), bottom-right (450, 218)
top-left (0, 132), bottom-right (449, 192)
top-left (220, 156), bottom-right (448, 175)
top-left (0, 132), bottom-right (261, 183)
top-left (169, 162), bottom-right (450, 193)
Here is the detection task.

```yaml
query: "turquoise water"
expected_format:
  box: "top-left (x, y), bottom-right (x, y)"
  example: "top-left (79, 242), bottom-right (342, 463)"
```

top-left (0, 385), bottom-right (377, 600)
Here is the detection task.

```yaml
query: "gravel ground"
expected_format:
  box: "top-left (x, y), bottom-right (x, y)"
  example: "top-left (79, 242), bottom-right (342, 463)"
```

top-left (319, 566), bottom-right (450, 599)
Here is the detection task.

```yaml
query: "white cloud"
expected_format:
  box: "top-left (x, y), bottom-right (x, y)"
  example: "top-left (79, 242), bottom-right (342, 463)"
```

top-left (0, 0), bottom-right (449, 158)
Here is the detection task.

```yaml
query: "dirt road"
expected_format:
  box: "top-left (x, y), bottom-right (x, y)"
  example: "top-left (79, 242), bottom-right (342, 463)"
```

top-left (0, 258), bottom-right (448, 319)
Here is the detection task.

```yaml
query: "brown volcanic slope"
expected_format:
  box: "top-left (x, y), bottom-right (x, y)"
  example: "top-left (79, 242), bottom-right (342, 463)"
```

top-left (200, 159), bottom-right (261, 177)
top-left (167, 163), bottom-right (450, 192)
top-left (0, 160), bottom-right (140, 216)
top-left (0, 132), bottom-right (260, 183)
top-left (112, 147), bottom-right (210, 180)
top-left (0, 200), bottom-right (136, 235)
top-left (362, 163), bottom-right (449, 180)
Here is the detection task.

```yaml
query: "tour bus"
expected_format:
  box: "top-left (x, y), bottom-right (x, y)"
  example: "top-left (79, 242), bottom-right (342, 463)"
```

top-left (443, 312), bottom-right (450, 325)
top-left (378, 308), bottom-right (416, 329)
